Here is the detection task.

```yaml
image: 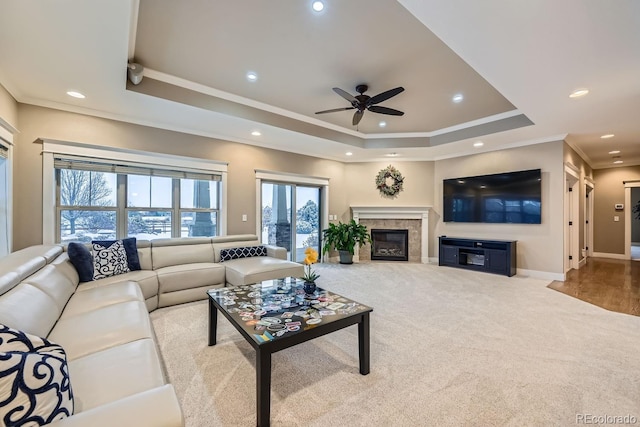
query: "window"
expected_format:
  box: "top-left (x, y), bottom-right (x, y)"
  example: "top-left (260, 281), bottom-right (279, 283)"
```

top-left (0, 141), bottom-right (10, 256)
top-left (54, 155), bottom-right (223, 243)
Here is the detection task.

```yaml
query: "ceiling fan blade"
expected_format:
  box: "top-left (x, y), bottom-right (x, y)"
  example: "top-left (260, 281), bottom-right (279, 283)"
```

top-left (367, 86), bottom-right (405, 106)
top-left (352, 110), bottom-right (364, 126)
top-left (333, 87), bottom-right (358, 104)
top-left (368, 105), bottom-right (405, 116)
top-left (315, 107), bottom-right (356, 114)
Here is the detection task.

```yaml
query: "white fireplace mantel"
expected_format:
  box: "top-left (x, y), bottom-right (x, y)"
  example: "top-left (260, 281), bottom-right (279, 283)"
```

top-left (351, 206), bottom-right (431, 263)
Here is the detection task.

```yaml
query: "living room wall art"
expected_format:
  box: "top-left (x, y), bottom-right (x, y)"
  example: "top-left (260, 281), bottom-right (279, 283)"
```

top-left (375, 165), bottom-right (404, 197)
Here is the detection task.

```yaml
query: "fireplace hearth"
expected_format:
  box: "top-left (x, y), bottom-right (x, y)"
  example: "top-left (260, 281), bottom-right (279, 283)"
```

top-left (371, 229), bottom-right (409, 261)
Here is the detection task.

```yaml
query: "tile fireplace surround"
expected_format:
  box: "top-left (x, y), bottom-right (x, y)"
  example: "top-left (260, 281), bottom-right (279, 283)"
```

top-left (351, 206), bottom-right (431, 264)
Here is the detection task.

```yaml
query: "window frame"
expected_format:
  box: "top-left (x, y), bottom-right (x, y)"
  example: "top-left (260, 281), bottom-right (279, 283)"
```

top-left (43, 139), bottom-right (228, 244)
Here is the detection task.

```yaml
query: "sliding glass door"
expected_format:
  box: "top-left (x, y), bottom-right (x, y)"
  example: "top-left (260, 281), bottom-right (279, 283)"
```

top-left (261, 182), bottom-right (321, 262)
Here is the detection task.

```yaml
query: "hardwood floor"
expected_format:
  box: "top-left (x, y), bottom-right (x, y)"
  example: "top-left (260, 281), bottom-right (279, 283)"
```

top-left (548, 257), bottom-right (640, 316)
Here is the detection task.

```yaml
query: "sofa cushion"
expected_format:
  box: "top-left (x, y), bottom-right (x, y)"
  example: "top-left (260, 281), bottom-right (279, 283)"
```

top-left (156, 263), bottom-right (225, 294)
top-left (151, 238), bottom-right (214, 269)
top-left (223, 257), bottom-right (305, 286)
top-left (61, 282), bottom-right (144, 318)
top-left (78, 270), bottom-right (158, 301)
top-left (92, 240), bottom-right (130, 280)
top-left (48, 301), bottom-right (152, 361)
top-left (67, 242), bottom-right (94, 282)
top-left (68, 339), bottom-right (164, 413)
top-left (219, 245), bottom-right (267, 262)
top-left (0, 324), bottom-right (74, 425)
top-left (0, 284), bottom-right (61, 338)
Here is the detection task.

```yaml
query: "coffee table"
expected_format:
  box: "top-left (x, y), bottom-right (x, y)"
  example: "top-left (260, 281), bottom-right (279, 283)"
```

top-left (207, 277), bottom-right (372, 427)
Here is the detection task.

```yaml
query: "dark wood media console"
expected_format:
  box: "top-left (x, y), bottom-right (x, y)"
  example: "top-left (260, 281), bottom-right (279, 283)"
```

top-left (438, 236), bottom-right (517, 277)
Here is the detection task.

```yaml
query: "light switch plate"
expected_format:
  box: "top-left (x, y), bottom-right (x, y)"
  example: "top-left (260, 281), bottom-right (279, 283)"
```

top-left (242, 214), bottom-right (247, 222)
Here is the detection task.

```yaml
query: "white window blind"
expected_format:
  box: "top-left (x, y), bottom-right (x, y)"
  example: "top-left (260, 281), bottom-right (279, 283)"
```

top-left (53, 155), bottom-right (221, 181)
top-left (0, 143), bottom-right (8, 159)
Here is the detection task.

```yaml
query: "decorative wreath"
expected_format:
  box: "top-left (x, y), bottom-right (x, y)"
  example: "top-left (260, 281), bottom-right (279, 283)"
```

top-left (375, 165), bottom-right (404, 197)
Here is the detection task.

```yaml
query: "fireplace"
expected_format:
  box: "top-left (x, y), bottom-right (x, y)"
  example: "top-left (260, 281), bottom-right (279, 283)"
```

top-left (371, 229), bottom-right (409, 261)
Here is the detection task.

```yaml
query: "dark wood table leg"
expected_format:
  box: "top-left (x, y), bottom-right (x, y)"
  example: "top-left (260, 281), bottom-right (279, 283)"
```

top-left (358, 312), bottom-right (370, 375)
top-left (256, 349), bottom-right (272, 427)
top-left (208, 298), bottom-right (218, 346)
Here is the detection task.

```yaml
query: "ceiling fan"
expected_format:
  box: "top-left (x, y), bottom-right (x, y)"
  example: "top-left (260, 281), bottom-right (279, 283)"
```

top-left (315, 84), bottom-right (405, 126)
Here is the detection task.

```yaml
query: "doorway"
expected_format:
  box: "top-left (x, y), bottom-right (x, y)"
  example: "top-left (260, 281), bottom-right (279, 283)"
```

top-left (564, 165), bottom-right (580, 273)
top-left (631, 187), bottom-right (640, 260)
top-left (260, 182), bottom-right (322, 262)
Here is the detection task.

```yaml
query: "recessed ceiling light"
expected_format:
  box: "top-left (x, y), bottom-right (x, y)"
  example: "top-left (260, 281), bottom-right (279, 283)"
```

top-left (614, 160), bottom-right (623, 164)
top-left (480, 185), bottom-right (486, 189)
top-left (601, 134), bottom-right (615, 139)
top-left (246, 72), bottom-right (258, 82)
top-left (452, 94), bottom-right (464, 103)
top-left (569, 88), bottom-right (589, 98)
top-left (312, 1), bottom-right (324, 12)
top-left (251, 130), bottom-right (261, 136)
top-left (378, 121), bottom-right (387, 128)
top-left (609, 150), bottom-right (621, 154)
top-left (66, 91), bottom-right (85, 99)
top-left (473, 141), bottom-right (484, 147)
top-left (345, 152), bottom-right (353, 156)
top-left (385, 153), bottom-right (399, 157)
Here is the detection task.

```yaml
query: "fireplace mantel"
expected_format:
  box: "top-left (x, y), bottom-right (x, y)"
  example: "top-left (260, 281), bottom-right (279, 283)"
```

top-left (351, 206), bottom-right (431, 263)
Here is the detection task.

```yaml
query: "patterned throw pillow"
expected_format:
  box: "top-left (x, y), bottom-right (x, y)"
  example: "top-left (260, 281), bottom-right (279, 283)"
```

top-left (0, 324), bottom-right (74, 426)
top-left (91, 237), bottom-right (141, 271)
top-left (92, 240), bottom-right (130, 280)
top-left (220, 245), bottom-right (267, 262)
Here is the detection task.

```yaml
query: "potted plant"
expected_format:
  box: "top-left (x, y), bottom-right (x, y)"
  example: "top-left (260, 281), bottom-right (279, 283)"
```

top-left (321, 220), bottom-right (371, 264)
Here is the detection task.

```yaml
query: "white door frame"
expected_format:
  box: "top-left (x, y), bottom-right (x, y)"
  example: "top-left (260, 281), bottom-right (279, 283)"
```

top-left (564, 163), bottom-right (580, 273)
top-left (584, 177), bottom-right (594, 259)
top-left (624, 180), bottom-right (640, 260)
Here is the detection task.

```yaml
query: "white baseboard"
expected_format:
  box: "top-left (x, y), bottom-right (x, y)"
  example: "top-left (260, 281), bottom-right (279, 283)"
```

top-left (592, 252), bottom-right (629, 260)
top-left (516, 268), bottom-right (564, 281)
top-left (579, 257), bottom-right (587, 268)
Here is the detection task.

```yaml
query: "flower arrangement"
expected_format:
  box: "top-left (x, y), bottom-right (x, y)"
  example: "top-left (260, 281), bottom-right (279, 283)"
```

top-left (301, 247), bottom-right (320, 283)
top-left (375, 165), bottom-right (404, 197)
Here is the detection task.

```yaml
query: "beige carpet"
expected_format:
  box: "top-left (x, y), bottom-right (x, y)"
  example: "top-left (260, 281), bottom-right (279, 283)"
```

top-left (150, 263), bottom-right (640, 426)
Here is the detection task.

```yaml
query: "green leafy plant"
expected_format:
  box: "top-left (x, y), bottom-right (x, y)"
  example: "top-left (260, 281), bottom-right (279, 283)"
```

top-left (321, 220), bottom-right (371, 255)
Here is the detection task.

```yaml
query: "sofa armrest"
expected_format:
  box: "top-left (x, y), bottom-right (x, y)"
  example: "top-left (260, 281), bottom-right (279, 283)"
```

top-left (264, 245), bottom-right (287, 260)
top-left (51, 385), bottom-right (183, 427)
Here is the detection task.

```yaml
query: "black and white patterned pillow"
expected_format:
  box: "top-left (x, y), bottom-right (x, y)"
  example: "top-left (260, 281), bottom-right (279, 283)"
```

top-left (0, 324), bottom-right (74, 426)
top-left (220, 245), bottom-right (267, 262)
top-left (92, 240), bottom-right (130, 280)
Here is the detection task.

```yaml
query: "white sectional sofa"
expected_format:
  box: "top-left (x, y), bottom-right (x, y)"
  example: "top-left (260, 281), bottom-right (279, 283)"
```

top-left (0, 235), bottom-right (303, 426)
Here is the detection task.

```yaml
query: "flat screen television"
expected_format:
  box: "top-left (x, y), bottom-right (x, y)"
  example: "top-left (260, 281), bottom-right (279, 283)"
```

top-left (443, 169), bottom-right (541, 224)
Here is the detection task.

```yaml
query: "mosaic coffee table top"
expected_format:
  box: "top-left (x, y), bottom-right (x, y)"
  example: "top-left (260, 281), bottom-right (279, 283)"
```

top-left (207, 277), bottom-right (372, 345)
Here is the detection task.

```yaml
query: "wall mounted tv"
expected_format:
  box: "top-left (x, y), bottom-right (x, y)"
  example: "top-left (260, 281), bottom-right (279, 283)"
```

top-left (443, 169), bottom-right (541, 224)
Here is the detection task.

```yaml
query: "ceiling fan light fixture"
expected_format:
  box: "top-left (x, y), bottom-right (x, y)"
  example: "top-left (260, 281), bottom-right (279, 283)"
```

top-left (312, 1), bottom-right (324, 12)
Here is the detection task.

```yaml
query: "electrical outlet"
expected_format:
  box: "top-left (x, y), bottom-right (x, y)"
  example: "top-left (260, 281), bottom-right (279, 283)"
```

top-left (614, 216), bottom-right (619, 222)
